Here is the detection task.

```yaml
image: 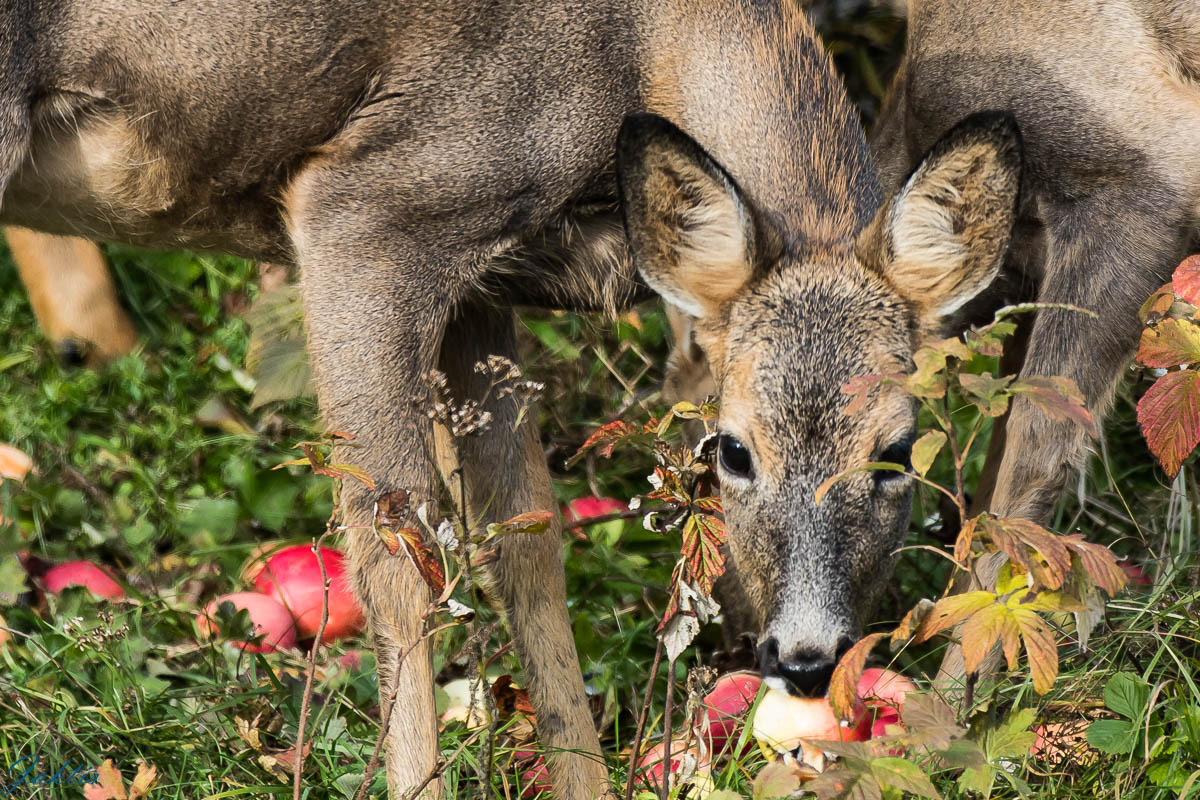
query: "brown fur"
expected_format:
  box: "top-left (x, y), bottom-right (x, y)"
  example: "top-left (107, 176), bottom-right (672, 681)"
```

top-left (0, 0), bottom-right (1021, 795)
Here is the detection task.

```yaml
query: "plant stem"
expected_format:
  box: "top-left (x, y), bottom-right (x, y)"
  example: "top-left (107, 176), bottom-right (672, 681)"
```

top-left (625, 638), bottom-right (664, 800)
top-left (660, 656), bottom-right (676, 800)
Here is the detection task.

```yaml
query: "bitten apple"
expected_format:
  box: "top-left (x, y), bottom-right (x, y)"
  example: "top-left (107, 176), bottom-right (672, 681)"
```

top-left (635, 740), bottom-right (708, 790)
top-left (43, 561), bottom-right (125, 599)
top-left (752, 690), bottom-right (869, 770)
top-left (253, 545), bottom-right (364, 642)
top-left (197, 592), bottom-right (298, 653)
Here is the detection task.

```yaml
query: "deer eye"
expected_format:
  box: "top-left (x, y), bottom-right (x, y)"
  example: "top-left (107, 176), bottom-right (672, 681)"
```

top-left (718, 434), bottom-right (754, 479)
top-left (877, 435), bottom-right (915, 478)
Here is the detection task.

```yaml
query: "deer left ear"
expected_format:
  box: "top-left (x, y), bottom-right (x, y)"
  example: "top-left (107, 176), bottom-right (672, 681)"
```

top-left (859, 111), bottom-right (1022, 325)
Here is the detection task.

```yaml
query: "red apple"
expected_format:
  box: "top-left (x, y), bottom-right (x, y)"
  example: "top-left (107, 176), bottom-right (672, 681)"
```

top-left (253, 545), bottom-right (364, 642)
top-left (197, 592), bottom-right (298, 653)
top-left (563, 496), bottom-right (627, 521)
top-left (635, 740), bottom-right (707, 790)
top-left (857, 668), bottom-right (917, 713)
top-left (517, 756), bottom-right (552, 799)
top-left (1118, 560), bottom-right (1152, 586)
top-left (43, 561), bottom-right (124, 598)
top-left (693, 670), bottom-right (762, 756)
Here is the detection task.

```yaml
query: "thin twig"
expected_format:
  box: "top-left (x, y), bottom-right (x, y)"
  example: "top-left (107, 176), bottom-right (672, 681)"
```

top-left (404, 725), bottom-right (488, 800)
top-left (293, 528), bottom-right (334, 800)
top-left (625, 638), bottom-right (664, 800)
top-left (660, 656), bottom-right (676, 800)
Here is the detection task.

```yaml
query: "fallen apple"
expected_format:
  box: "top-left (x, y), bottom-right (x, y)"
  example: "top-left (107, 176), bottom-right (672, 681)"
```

top-left (517, 755), bottom-right (551, 799)
top-left (0, 443), bottom-right (32, 482)
top-left (197, 592), bottom-right (298, 653)
top-left (857, 667), bottom-right (917, 713)
top-left (43, 561), bottom-right (125, 599)
top-left (693, 670), bottom-right (762, 756)
top-left (752, 689), bottom-right (869, 770)
top-left (253, 545), bottom-right (364, 642)
top-left (635, 740), bottom-right (708, 790)
top-left (563, 496), bottom-right (627, 521)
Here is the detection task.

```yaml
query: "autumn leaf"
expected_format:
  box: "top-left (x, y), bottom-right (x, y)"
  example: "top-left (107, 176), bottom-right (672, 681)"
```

top-left (869, 757), bottom-right (942, 800)
top-left (957, 373), bottom-right (1014, 418)
top-left (891, 599), bottom-right (934, 646)
top-left (829, 632), bottom-right (887, 720)
top-left (374, 489), bottom-right (410, 527)
top-left (1062, 535), bottom-right (1128, 596)
top-left (842, 374), bottom-right (888, 416)
top-left (1138, 282), bottom-right (1176, 323)
top-left (680, 513), bottom-right (726, 594)
top-left (396, 526), bottom-right (445, 595)
top-left (487, 509), bottom-right (555, 537)
top-left (916, 591), bottom-right (998, 642)
top-left (960, 603), bottom-right (1021, 674)
top-left (900, 693), bottom-right (966, 751)
top-left (953, 515), bottom-right (979, 567)
top-left (1137, 368), bottom-right (1200, 477)
top-left (374, 526), bottom-right (403, 556)
top-left (129, 761), bottom-right (159, 798)
top-left (1011, 607), bottom-right (1059, 694)
top-left (1172, 254), bottom-right (1200, 306)
top-left (978, 516), bottom-right (1072, 591)
top-left (1138, 318), bottom-right (1200, 368)
top-left (83, 760), bottom-right (128, 800)
top-left (805, 764), bottom-right (882, 800)
top-left (910, 430), bottom-right (947, 477)
top-left (568, 420), bottom-right (639, 465)
top-left (1010, 376), bottom-right (1098, 438)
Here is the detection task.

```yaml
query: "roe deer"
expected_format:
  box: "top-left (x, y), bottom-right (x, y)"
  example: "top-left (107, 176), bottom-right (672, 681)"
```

top-left (0, 0), bottom-right (1022, 795)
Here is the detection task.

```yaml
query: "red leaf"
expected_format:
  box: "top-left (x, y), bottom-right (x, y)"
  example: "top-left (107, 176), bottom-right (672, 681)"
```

top-left (1137, 319), bottom-right (1200, 368)
top-left (979, 516), bottom-right (1072, 591)
top-left (1010, 376), bottom-right (1097, 438)
top-left (1062, 535), bottom-right (1129, 597)
top-left (1137, 368), bottom-right (1200, 478)
top-left (571, 420), bottom-right (638, 464)
top-left (1172, 254), bottom-right (1200, 307)
top-left (680, 513), bottom-right (726, 595)
top-left (397, 527), bottom-right (445, 595)
top-left (842, 374), bottom-right (887, 416)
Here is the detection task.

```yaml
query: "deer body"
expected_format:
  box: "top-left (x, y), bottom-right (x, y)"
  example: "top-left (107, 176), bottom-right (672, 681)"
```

top-left (1, 1), bottom-right (1025, 796)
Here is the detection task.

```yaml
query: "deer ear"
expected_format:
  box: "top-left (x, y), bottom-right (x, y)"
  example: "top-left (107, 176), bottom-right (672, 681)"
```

top-left (859, 111), bottom-right (1022, 324)
top-left (617, 113), bottom-right (757, 319)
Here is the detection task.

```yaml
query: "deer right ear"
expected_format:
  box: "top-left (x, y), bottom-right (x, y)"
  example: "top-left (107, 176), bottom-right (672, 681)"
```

top-left (616, 113), bottom-right (757, 319)
top-left (859, 111), bottom-right (1022, 327)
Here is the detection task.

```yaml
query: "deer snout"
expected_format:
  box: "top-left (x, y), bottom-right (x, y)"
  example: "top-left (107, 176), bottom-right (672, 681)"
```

top-left (757, 635), bottom-right (854, 697)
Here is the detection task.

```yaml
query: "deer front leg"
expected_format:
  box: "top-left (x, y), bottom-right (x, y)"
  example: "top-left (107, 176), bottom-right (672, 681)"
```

top-left (5, 227), bottom-right (137, 364)
top-left (289, 174), bottom-right (464, 797)
top-left (439, 306), bottom-right (612, 800)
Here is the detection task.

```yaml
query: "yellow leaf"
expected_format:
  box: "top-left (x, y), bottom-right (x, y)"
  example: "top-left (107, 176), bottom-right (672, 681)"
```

top-left (916, 591), bottom-right (998, 642)
top-left (129, 761), bottom-right (158, 799)
top-left (1012, 608), bottom-right (1059, 694)
top-left (959, 603), bottom-right (1016, 674)
top-left (828, 632), bottom-right (888, 720)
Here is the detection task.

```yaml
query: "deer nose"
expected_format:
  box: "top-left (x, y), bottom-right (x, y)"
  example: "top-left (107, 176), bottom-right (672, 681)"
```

top-left (757, 636), bottom-right (853, 697)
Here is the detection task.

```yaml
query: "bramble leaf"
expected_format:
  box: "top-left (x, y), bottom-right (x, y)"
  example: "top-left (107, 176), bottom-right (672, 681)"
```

top-left (1062, 534), bottom-right (1128, 596)
top-left (1137, 319), bottom-right (1200, 368)
top-left (910, 430), bottom-right (947, 477)
top-left (829, 632), bottom-right (887, 720)
top-left (487, 509), bottom-right (555, 537)
top-left (916, 591), bottom-right (998, 641)
top-left (900, 692), bottom-right (965, 751)
top-left (397, 526), bottom-right (445, 595)
top-left (960, 602), bottom-right (1020, 674)
top-left (1103, 672), bottom-right (1150, 721)
top-left (1085, 719), bottom-right (1135, 754)
top-left (978, 515), bottom-right (1072, 591)
top-left (1137, 368), bottom-right (1200, 478)
top-left (568, 420), bottom-right (640, 465)
top-left (1010, 376), bottom-right (1098, 438)
top-left (958, 373), bottom-right (1014, 417)
top-left (842, 374), bottom-right (889, 416)
top-left (891, 598), bottom-right (934, 646)
top-left (1139, 282), bottom-right (1176, 323)
top-left (869, 757), bottom-right (942, 800)
top-left (1011, 607), bottom-right (1058, 694)
top-left (680, 513), bottom-right (726, 595)
top-left (1172, 254), bottom-right (1200, 307)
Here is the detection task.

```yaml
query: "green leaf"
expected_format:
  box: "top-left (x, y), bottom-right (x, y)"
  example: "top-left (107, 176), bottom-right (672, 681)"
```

top-left (869, 757), bottom-right (942, 800)
top-left (0, 554), bottom-right (27, 606)
top-left (1086, 719), bottom-right (1135, 754)
top-left (957, 373), bottom-right (1014, 417)
top-left (1010, 375), bottom-right (1098, 438)
top-left (910, 430), bottom-right (947, 477)
top-left (1104, 672), bottom-right (1150, 721)
top-left (990, 708), bottom-right (1038, 760)
top-left (752, 760), bottom-right (803, 800)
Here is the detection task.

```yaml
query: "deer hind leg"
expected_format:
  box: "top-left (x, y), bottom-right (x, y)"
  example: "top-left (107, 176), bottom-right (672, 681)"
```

top-left (438, 304), bottom-right (611, 800)
top-left (5, 227), bottom-right (137, 364)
